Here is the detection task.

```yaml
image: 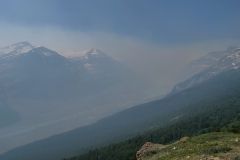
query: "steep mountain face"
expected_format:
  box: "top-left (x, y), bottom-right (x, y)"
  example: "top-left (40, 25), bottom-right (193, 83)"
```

top-left (70, 48), bottom-right (140, 97)
top-left (187, 46), bottom-right (238, 75)
top-left (0, 46), bottom-right (75, 99)
top-left (171, 47), bottom-right (240, 94)
top-left (0, 97), bottom-right (19, 128)
top-left (0, 43), bottom-right (145, 102)
top-left (0, 42), bottom-right (149, 154)
top-left (0, 42), bottom-right (37, 128)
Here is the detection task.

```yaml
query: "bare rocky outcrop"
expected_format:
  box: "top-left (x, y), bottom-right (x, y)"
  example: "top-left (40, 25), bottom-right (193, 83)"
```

top-left (136, 137), bottom-right (190, 160)
top-left (136, 142), bottom-right (166, 160)
top-left (179, 136), bottom-right (189, 143)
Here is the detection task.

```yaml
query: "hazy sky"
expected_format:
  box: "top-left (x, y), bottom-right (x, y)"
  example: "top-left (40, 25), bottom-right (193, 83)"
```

top-left (0, 0), bottom-right (240, 43)
top-left (0, 0), bottom-right (240, 94)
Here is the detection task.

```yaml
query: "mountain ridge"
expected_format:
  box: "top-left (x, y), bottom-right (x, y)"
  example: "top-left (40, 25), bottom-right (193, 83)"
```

top-left (0, 42), bottom-right (150, 155)
top-left (171, 47), bottom-right (240, 94)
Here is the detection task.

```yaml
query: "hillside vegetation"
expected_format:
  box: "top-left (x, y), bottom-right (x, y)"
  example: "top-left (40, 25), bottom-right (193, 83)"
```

top-left (137, 132), bottom-right (240, 160)
top-left (64, 70), bottom-right (240, 160)
top-left (65, 97), bottom-right (240, 160)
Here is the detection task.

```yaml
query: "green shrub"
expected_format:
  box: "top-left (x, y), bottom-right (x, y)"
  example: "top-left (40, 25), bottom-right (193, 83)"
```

top-left (203, 146), bottom-right (232, 154)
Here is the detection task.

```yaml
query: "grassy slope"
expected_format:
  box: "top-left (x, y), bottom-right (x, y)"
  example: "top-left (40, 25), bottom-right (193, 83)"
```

top-left (66, 107), bottom-right (240, 160)
top-left (143, 132), bottom-right (240, 160)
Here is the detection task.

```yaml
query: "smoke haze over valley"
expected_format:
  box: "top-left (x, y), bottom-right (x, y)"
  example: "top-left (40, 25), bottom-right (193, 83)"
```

top-left (0, 1), bottom-right (240, 160)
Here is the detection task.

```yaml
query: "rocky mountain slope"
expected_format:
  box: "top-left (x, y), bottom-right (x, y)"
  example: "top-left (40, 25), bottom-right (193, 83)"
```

top-left (172, 47), bottom-right (240, 94)
top-left (187, 46), bottom-right (239, 76)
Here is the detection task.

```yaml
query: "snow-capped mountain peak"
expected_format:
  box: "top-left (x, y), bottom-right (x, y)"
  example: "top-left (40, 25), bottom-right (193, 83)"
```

top-left (84, 48), bottom-right (101, 55)
top-left (215, 48), bottom-right (240, 70)
top-left (29, 47), bottom-right (63, 57)
top-left (188, 46), bottom-right (240, 76)
top-left (0, 41), bottom-right (35, 55)
top-left (171, 46), bottom-right (240, 95)
top-left (81, 48), bottom-right (107, 60)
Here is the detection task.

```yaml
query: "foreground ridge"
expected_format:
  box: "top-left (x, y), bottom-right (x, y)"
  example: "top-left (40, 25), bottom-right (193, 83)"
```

top-left (137, 132), bottom-right (240, 160)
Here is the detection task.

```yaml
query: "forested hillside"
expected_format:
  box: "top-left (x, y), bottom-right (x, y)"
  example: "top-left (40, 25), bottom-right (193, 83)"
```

top-left (67, 97), bottom-right (240, 160)
top-left (65, 70), bottom-right (240, 160)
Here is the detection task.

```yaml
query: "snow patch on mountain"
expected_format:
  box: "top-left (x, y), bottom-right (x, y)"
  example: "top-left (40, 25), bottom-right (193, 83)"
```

top-left (80, 48), bottom-right (108, 60)
top-left (84, 63), bottom-right (94, 71)
top-left (187, 46), bottom-right (240, 76)
top-left (0, 42), bottom-right (35, 55)
top-left (171, 47), bottom-right (240, 94)
top-left (30, 47), bottom-right (63, 57)
top-left (69, 48), bottom-right (113, 71)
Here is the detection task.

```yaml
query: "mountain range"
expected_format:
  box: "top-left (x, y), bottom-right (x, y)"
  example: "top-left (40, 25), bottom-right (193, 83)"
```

top-left (0, 42), bottom-right (150, 154)
top-left (1, 45), bottom-right (240, 160)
